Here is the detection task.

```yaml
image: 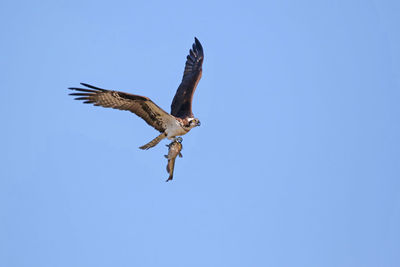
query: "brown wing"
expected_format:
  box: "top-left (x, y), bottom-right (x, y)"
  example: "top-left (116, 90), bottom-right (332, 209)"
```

top-left (170, 37), bottom-right (204, 119)
top-left (69, 83), bottom-right (176, 132)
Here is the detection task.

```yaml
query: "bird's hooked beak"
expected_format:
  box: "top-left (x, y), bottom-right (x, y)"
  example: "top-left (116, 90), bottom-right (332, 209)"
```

top-left (197, 120), bottom-right (201, 127)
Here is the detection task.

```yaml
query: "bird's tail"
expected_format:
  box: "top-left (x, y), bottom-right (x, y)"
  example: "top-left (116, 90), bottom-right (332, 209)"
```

top-left (139, 132), bottom-right (167, 150)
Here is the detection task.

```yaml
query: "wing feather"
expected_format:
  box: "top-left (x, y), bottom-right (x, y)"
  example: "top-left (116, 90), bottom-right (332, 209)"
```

top-left (170, 37), bottom-right (204, 119)
top-left (69, 83), bottom-right (176, 132)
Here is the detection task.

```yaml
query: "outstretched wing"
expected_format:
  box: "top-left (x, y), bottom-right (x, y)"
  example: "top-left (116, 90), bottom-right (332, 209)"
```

top-left (170, 37), bottom-right (204, 119)
top-left (69, 83), bottom-right (176, 132)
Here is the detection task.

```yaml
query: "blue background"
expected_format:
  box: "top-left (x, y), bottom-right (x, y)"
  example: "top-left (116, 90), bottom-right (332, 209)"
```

top-left (1, 0), bottom-right (399, 266)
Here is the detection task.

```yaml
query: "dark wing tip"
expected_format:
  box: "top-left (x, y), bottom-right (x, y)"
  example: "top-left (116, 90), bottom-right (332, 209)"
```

top-left (80, 82), bottom-right (106, 91)
top-left (68, 87), bottom-right (97, 93)
top-left (68, 84), bottom-right (98, 103)
top-left (193, 37), bottom-right (203, 56)
top-left (69, 92), bottom-right (90, 96)
top-left (68, 82), bottom-right (107, 96)
top-left (74, 97), bottom-right (89, 100)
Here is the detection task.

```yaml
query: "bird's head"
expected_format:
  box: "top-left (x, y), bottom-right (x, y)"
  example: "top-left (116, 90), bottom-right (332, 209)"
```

top-left (188, 118), bottom-right (201, 128)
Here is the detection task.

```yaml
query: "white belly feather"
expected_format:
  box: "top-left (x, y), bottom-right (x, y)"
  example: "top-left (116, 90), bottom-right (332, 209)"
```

top-left (165, 120), bottom-right (188, 139)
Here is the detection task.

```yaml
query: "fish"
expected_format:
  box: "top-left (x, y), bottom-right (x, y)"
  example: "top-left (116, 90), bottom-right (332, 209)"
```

top-left (164, 137), bottom-right (183, 182)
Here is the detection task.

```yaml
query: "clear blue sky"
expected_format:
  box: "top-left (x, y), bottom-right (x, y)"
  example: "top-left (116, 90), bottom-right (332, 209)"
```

top-left (1, 0), bottom-right (399, 266)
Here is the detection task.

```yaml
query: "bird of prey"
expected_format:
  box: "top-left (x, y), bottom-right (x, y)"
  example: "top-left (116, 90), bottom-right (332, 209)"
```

top-left (69, 37), bottom-right (204, 149)
top-left (164, 137), bottom-right (183, 182)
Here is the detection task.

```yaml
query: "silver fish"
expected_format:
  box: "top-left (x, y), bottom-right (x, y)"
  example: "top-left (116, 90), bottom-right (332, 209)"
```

top-left (164, 137), bottom-right (183, 182)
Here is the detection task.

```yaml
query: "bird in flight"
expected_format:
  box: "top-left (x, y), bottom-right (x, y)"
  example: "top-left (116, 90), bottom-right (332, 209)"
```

top-left (69, 37), bottom-right (204, 149)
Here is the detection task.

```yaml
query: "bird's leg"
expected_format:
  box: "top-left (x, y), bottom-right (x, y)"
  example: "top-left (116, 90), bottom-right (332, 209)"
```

top-left (174, 137), bottom-right (183, 143)
top-left (139, 132), bottom-right (167, 150)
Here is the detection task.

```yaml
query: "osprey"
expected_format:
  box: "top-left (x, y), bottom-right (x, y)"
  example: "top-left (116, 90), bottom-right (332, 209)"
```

top-left (69, 37), bottom-right (204, 149)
